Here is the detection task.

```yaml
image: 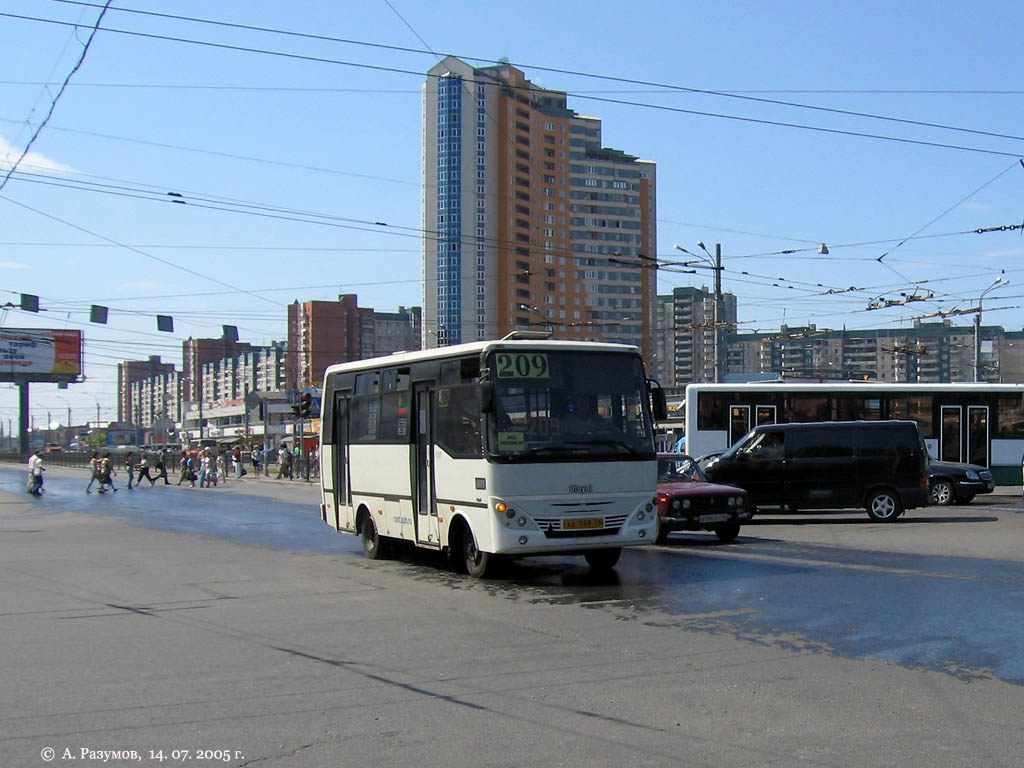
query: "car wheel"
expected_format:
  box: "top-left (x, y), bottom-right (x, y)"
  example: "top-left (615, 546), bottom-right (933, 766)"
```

top-left (930, 479), bottom-right (954, 506)
top-left (714, 521), bottom-right (741, 542)
top-left (654, 516), bottom-right (669, 544)
top-left (584, 548), bottom-right (621, 571)
top-left (866, 489), bottom-right (903, 522)
top-left (462, 527), bottom-right (492, 578)
top-left (361, 513), bottom-right (382, 559)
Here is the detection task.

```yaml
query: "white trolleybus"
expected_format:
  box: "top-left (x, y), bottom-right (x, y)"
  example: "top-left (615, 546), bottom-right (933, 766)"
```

top-left (318, 334), bottom-right (668, 577)
top-left (684, 382), bottom-right (1024, 485)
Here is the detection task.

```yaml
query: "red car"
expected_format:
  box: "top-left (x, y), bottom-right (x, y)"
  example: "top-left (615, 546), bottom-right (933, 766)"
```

top-left (655, 453), bottom-right (750, 544)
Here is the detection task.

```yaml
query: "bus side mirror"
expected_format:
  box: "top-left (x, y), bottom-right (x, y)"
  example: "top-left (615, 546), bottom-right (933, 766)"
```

top-left (649, 382), bottom-right (667, 421)
top-left (479, 381), bottom-right (494, 413)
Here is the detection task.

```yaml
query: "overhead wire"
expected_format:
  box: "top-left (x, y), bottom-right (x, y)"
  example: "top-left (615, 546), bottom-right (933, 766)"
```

top-left (1, 9), bottom-right (1022, 159)
top-left (35, 0), bottom-right (1024, 148)
top-left (0, 1), bottom-right (112, 192)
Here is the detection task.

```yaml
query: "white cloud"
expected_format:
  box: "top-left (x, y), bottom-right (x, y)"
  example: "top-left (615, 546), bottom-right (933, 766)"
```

top-left (0, 262), bottom-right (30, 269)
top-left (0, 134), bottom-right (74, 174)
top-left (961, 200), bottom-right (989, 211)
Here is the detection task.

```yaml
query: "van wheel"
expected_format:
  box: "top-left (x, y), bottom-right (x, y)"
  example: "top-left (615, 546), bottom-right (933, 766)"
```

top-left (584, 548), bottom-right (621, 571)
top-left (866, 490), bottom-right (903, 522)
top-left (930, 479), bottom-right (954, 506)
top-left (462, 527), bottom-right (492, 578)
top-left (714, 522), bottom-right (741, 542)
top-left (361, 513), bottom-right (383, 559)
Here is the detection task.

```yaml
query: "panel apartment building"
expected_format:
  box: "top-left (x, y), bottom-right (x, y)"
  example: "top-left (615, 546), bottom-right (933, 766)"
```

top-left (423, 56), bottom-right (657, 361)
top-left (727, 320), bottom-right (1023, 382)
top-left (287, 296), bottom-right (422, 389)
top-left (654, 286), bottom-right (739, 389)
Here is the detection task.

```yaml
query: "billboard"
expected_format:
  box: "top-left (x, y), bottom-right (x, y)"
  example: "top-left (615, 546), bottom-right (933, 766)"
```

top-left (0, 329), bottom-right (82, 379)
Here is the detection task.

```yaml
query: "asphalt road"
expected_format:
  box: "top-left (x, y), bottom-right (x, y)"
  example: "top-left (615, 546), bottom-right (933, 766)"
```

top-left (1, 464), bottom-right (1023, 767)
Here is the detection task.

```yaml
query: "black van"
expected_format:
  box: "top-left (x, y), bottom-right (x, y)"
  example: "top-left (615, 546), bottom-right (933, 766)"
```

top-left (702, 420), bottom-right (930, 521)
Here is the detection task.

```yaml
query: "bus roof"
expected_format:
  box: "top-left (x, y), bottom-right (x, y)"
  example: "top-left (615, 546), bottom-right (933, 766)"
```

top-left (685, 382), bottom-right (1024, 393)
top-left (323, 338), bottom-right (641, 377)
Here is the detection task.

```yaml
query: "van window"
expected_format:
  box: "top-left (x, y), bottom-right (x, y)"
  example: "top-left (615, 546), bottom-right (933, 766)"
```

top-left (788, 426), bottom-right (854, 458)
top-left (738, 430), bottom-right (783, 459)
top-left (860, 424), bottom-right (914, 458)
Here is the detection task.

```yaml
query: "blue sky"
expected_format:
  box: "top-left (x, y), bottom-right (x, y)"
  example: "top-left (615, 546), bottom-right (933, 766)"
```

top-left (1, 0), bottom-right (1023, 429)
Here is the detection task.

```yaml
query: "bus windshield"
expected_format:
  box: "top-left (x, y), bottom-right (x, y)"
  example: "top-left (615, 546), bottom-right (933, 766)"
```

top-left (485, 350), bottom-right (654, 461)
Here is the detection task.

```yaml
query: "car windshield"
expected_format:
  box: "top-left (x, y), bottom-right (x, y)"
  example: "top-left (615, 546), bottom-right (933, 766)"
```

top-left (657, 455), bottom-right (704, 482)
top-left (485, 350), bottom-right (654, 462)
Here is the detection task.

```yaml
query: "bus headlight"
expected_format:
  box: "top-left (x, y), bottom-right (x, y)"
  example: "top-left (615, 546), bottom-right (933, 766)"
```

top-left (728, 497), bottom-right (736, 507)
top-left (517, 516), bottom-right (527, 527)
top-left (682, 499), bottom-right (691, 509)
top-left (671, 499), bottom-right (681, 510)
top-left (636, 510), bottom-right (646, 521)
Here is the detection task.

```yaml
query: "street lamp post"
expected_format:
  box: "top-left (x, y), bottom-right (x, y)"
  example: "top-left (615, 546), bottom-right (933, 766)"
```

top-left (974, 277), bottom-right (1007, 382)
top-left (674, 242), bottom-right (724, 383)
top-left (55, 394), bottom-right (72, 447)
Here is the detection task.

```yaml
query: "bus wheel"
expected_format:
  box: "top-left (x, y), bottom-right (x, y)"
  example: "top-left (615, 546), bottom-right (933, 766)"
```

top-left (866, 489), bottom-right (903, 522)
top-left (361, 512), bottom-right (382, 559)
top-left (462, 527), bottom-right (491, 578)
top-left (584, 548), bottom-right (621, 571)
top-left (714, 522), bottom-right (741, 542)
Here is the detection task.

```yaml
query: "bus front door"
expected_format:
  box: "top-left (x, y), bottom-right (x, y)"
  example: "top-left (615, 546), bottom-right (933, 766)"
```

top-left (332, 394), bottom-right (353, 531)
top-left (413, 386), bottom-right (440, 546)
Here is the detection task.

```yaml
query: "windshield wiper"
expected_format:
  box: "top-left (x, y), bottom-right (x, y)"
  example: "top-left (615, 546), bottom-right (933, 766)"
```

top-left (564, 438), bottom-right (645, 455)
top-left (505, 444), bottom-right (590, 461)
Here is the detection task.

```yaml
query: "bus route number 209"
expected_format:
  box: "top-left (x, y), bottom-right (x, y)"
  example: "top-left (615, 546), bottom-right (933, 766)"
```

top-left (496, 353), bottom-right (549, 379)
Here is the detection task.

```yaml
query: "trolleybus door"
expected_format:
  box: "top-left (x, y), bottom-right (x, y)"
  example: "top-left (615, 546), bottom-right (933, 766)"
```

top-left (729, 405), bottom-right (751, 447)
top-left (940, 404), bottom-right (991, 467)
top-left (967, 405), bottom-right (990, 467)
top-left (940, 405), bottom-right (962, 462)
top-left (413, 385), bottom-right (440, 546)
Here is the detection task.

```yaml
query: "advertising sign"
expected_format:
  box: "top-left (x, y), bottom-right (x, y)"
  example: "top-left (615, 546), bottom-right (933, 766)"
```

top-left (0, 329), bottom-right (82, 378)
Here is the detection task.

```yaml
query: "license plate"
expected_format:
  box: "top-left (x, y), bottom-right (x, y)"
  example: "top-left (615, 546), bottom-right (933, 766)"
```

top-left (563, 518), bottom-right (603, 530)
top-left (698, 513), bottom-right (730, 524)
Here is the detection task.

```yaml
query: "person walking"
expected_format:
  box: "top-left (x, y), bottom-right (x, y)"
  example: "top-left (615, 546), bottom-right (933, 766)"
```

top-left (209, 453), bottom-right (220, 487)
top-left (86, 451), bottom-right (102, 493)
top-left (154, 456), bottom-right (170, 485)
top-left (99, 453), bottom-right (118, 492)
top-left (250, 445), bottom-right (262, 478)
top-left (198, 450), bottom-right (209, 488)
top-left (177, 453), bottom-right (196, 487)
top-left (232, 445), bottom-right (243, 478)
top-left (27, 450), bottom-right (45, 495)
top-left (276, 444), bottom-right (292, 480)
top-left (124, 452), bottom-right (136, 490)
top-left (136, 453), bottom-right (155, 486)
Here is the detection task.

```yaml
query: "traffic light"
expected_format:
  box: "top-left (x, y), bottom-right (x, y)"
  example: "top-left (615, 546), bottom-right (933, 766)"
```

top-left (299, 392), bottom-right (312, 418)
